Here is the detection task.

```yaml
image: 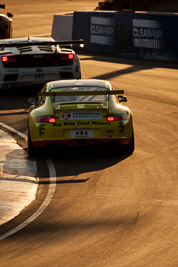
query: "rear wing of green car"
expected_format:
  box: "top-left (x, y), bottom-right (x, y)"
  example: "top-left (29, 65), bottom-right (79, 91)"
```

top-left (38, 90), bottom-right (124, 97)
top-left (38, 90), bottom-right (127, 103)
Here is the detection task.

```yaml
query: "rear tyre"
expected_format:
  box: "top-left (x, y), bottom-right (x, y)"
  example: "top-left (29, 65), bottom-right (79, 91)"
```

top-left (123, 130), bottom-right (135, 154)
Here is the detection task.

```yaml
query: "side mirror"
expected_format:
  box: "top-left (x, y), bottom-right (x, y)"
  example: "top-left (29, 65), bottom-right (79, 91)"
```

top-left (118, 95), bottom-right (127, 103)
top-left (7, 12), bottom-right (13, 18)
top-left (28, 97), bottom-right (38, 106)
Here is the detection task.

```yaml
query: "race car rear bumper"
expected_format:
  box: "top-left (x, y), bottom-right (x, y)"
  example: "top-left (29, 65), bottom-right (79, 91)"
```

top-left (32, 137), bottom-right (132, 148)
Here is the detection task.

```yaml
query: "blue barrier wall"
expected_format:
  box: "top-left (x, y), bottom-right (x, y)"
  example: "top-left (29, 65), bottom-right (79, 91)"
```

top-left (72, 11), bottom-right (116, 53)
top-left (72, 11), bottom-right (178, 61)
top-left (114, 12), bottom-right (178, 61)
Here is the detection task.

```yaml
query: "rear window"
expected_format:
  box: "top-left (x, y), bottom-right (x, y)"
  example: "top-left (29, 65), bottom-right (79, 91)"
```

top-left (50, 86), bottom-right (108, 103)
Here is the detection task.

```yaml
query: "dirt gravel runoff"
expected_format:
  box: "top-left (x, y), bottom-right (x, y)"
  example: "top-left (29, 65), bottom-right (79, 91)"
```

top-left (3, 0), bottom-right (177, 39)
top-left (3, 0), bottom-right (99, 38)
top-left (96, 0), bottom-right (178, 12)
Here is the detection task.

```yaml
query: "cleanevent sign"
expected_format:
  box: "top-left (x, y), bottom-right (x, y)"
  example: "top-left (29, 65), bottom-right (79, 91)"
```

top-left (72, 11), bottom-right (178, 61)
top-left (72, 11), bottom-right (116, 52)
top-left (114, 12), bottom-right (178, 61)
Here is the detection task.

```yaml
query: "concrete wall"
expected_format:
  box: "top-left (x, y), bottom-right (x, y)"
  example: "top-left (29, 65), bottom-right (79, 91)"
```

top-left (52, 11), bottom-right (178, 62)
top-left (51, 13), bottom-right (73, 41)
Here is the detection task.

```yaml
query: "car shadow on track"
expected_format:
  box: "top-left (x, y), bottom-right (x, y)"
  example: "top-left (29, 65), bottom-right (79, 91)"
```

top-left (37, 145), bottom-right (133, 182)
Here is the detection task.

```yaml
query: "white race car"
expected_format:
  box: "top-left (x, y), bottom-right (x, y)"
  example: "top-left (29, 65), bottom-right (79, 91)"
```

top-left (0, 37), bottom-right (83, 90)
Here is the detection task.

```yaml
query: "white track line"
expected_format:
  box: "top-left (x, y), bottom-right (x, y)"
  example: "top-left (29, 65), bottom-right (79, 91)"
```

top-left (0, 122), bottom-right (27, 141)
top-left (28, 33), bottom-right (51, 37)
top-left (0, 159), bottom-right (56, 240)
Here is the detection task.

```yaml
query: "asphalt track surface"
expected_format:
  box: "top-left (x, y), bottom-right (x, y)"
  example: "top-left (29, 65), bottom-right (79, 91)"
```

top-left (0, 1), bottom-right (178, 266)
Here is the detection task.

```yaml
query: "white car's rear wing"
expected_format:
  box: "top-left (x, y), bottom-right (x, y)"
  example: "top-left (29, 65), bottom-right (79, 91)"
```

top-left (0, 39), bottom-right (84, 48)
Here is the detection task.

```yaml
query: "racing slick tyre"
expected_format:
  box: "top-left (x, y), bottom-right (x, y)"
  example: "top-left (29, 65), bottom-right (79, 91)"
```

top-left (27, 130), bottom-right (41, 157)
top-left (117, 130), bottom-right (135, 155)
top-left (123, 130), bottom-right (135, 154)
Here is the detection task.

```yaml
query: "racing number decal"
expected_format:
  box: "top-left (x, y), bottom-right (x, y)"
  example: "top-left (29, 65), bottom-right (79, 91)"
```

top-left (76, 130), bottom-right (88, 136)
top-left (35, 74), bottom-right (44, 79)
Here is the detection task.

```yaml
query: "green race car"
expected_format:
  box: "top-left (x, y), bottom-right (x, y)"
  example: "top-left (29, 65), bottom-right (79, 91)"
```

top-left (28, 79), bottom-right (134, 155)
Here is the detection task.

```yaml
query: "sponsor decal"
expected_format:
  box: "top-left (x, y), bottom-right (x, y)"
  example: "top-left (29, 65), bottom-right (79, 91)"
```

top-left (90, 16), bottom-right (115, 45)
top-left (53, 122), bottom-right (62, 127)
top-left (64, 121), bottom-right (75, 126)
top-left (118, 121), bottom-right (124, 135)
top-left (38, 123), bottom-right (45, 136)
top-left (91, 121), bottom-right (111, 126)
top-left (60, 111), bottom-right (102, 120)
top-left (51, 89), bottom-right (62, 92)
top-left (76, 121), bottom-right (90, 126)
top-left (52, 120), bottom-right (112, 127)
top-left (61, 111), bottom-right (71, 120)
top-left (132, 19), bottom-right (164, 49)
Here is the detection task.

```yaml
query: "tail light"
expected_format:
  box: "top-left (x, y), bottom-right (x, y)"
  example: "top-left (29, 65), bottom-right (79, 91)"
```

top-left (35, 115), bottom-right (56, 123)
top-left (107, 116), bottom-right (120, 121)
top-left (107, 114), bottom-right (128, 121)
top-left (61, 53), bottom-right (73, 60)
top-left (2, 54), bottom-right (16, 62)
